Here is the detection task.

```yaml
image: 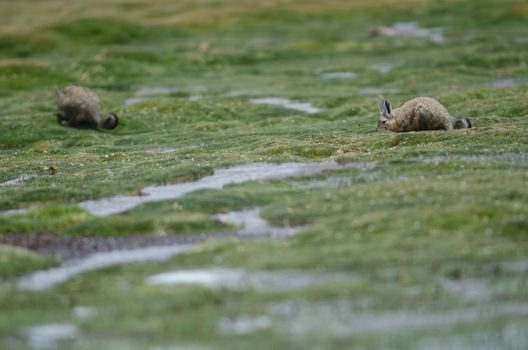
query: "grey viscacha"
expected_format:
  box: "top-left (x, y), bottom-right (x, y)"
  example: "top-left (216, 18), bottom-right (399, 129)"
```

top-left (378, 97), bottom-right (472, 132)
top-left (55, 85), bottom-right (119, 129)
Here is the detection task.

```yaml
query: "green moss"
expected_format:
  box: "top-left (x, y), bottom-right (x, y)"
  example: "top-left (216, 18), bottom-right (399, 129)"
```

top-left (63, 215), bottom-right (154, 236)
top-left (0, 205), bottom-right (90, 234)
top-left (0, 245), bottom-right (57, 278)
top-left (52, 18), bottom-right (175, 45)
top-left (0, 0), bottom-right (527, 348)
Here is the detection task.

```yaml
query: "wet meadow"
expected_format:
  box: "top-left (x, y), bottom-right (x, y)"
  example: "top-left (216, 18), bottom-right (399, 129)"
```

top-left (0, 0), bottom-right (527, 349)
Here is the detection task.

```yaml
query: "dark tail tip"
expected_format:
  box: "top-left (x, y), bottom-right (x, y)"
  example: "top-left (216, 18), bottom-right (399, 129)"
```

top-left (452, 115), bottom-right (473, 129)
top-left (100, 112), bottom-right (119, 129)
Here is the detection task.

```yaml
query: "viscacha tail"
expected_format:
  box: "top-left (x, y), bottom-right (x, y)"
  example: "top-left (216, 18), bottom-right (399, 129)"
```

top-left (450, 115), bottom-right (473, 129)
top-left (98, 112), bottom-right (119, 129)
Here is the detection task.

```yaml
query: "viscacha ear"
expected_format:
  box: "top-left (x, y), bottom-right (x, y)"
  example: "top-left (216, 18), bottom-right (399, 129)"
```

top-left (54, 87), bottom-right (63, 99)
top-left (384, 100), bottom-right (392, 115)
top-left (379, 99), bottom-right (392, 116)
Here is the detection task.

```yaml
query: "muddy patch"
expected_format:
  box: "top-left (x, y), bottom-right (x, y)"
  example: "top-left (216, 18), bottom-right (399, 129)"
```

top-left (78, 161), bottom-right (366, 216)
top-left (249, 97), bottom-right (323, 114)
top-left (26, 323), bottom-right (77, 349)
top-left (370, 21), bottom-right (445, 44)
top-left (0, 231), bottom-right (248, 261)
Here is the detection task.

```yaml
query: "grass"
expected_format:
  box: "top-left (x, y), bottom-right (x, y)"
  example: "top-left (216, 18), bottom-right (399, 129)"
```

top-left (0, 0), bottom-right (527, 348)
top-left (0, 245), bottom-right (57, 278)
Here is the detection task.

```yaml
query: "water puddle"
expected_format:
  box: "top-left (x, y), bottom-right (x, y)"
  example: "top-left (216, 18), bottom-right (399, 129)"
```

top-left (441, 278), bottom-right (494, 302)
top-left (26, 323), bottom-right (78, 349)
top-left (218, 315), bottom-right (272, 335)
top-left (516, 37), bottom-right (528, 45)
top-left (123, 97), bottom-right (147, 105)
top-left (320, 71), bottom-right (358, 79)
top-left (0, 232), bottom-right (209, 260)
top-left (370, 21), bottom-right (445, 43)
top-left (143, 147), bottom-right (182, 154)
top-left (216, 207), bottom-right (300, 237)
top-left (0, 174), bottom-right (36, 187)
top-left (73, 306), bottom-right (97, 319)
top-left (188, 95), bottom-right (203, 101)
top-left (12, 207), bottom-right (308, 290)
top-left (500, 259), bottom-right (528, 273)
top-left (272, 301), bottom-right (528, 338)
top-left (17, 245), bottom-right (190, 291)
top-left (124, 87), bottom-right (179, 105)
top-left (78, 161), bottom-right (364, 216)
top-left (485, 78), bottom-right (528, 89)
top-left (419, 152), bottom-right (528, 164)
top-left (147, 268), bottom-right (348, 291)
top-left (294, 172), bottom-right (407, 190)
top-left (0, 207), bottom-right (29, 217)
top-left (138, 143), bottom-right (210, 155)
top-left (6, 206), bottom-right (302, 260)
top-left (148, 268), bottom-right (247, 289)
top-left (227, 89), bottom-right (260, 97)
top-left (249, 97), bottom-right (323, 114)
top-left (359, 87), bottom-right (400, 95)
top-left (150, 346), bottom-right (209, 350)
top-left (416, 324), bottom-right (528, 350)
top-left (136, 87), bottom-right (178, 97)
top-left (369, 63), bottom-right (393, 74)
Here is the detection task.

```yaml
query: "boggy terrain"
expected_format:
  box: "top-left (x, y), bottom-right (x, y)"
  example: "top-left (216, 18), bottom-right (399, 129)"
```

top-left (0, 0), bottom-right (527, 349)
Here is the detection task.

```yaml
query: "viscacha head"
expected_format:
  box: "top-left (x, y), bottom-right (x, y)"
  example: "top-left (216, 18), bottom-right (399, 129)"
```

top-left (378, 99), bottom-right (393, 130)
top-left (100, 112), bottom-right (119, 129)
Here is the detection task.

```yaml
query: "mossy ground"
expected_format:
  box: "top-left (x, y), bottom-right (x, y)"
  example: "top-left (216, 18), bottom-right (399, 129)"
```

top-left (0, 0), bottom-right (527, 348)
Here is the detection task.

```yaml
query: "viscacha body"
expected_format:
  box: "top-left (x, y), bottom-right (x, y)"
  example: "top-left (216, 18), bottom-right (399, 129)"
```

top-left (55, 85), bottom-right (118, 129)
top-left (378, 97), bottom-right (472, 132)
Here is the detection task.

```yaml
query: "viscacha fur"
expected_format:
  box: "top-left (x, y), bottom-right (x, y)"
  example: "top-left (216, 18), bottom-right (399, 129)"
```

top-left (55, 85), bottom-right (118, 129)
top-left (377, 97), bottom-right (472, 132)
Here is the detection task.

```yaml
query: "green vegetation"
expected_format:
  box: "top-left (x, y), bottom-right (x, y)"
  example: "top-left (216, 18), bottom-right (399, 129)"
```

top-left (0, 0), bottom-right (527, 348)
top-left (0, 245), bottom-right (57, 278)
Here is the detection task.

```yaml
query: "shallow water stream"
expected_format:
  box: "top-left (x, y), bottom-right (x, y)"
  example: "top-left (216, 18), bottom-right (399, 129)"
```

top-left (79, 161), bottom-right (366, 216)
top-left (13, 207), bottom-right (305, 290)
